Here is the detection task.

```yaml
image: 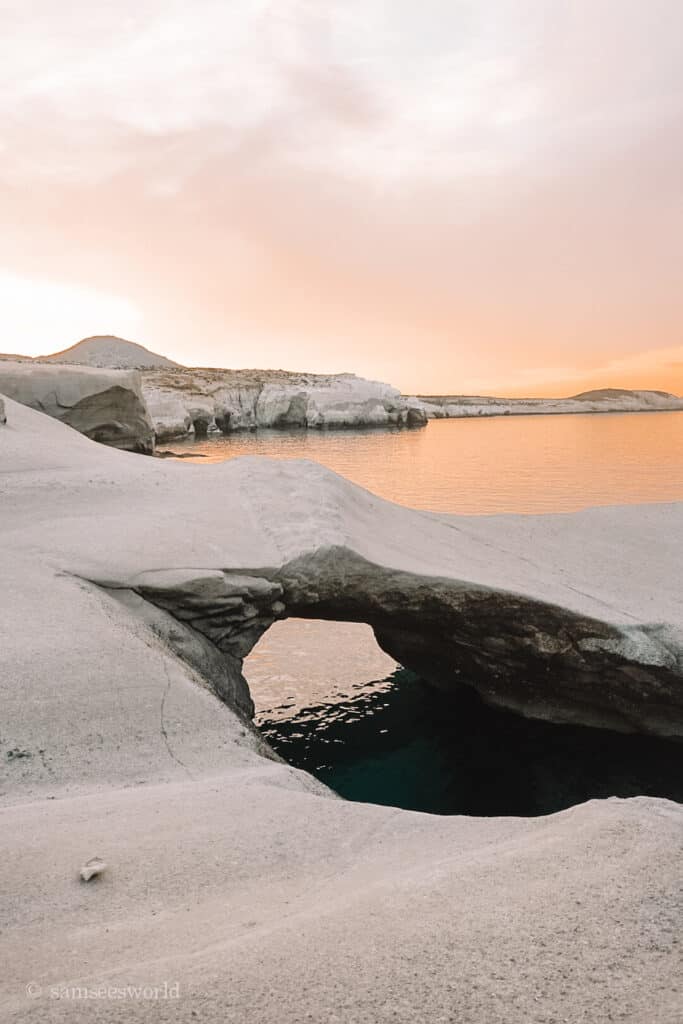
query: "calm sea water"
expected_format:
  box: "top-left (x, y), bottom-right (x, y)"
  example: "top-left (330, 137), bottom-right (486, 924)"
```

top-left (169, 410), bottom-right (683, 513)
top-left (171, 412), bottom-right (683, 814)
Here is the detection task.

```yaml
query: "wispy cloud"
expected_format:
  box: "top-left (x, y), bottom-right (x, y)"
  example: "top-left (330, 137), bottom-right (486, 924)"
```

top-left (1, 1), bottom-right (682, 392)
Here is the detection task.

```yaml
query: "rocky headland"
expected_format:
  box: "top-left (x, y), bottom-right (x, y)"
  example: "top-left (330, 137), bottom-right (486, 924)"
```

top-left (1, 394), bottom-right (682, 1022)
top-left (414, 387), bottom-right (683, 418)
top-left (5, 338), bottom-right (682, 450)
top-left (2, 337), bottom-right (428, 443)
top-left (142, 366), bottom-right (427, 441)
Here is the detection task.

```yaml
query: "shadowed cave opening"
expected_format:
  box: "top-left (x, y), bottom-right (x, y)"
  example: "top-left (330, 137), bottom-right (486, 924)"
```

top-left (246, 619), bottom-right (683, 817)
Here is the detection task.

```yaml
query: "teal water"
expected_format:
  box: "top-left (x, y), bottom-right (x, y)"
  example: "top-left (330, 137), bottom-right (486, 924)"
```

top-left (258, 668), bottom-right (683, 816)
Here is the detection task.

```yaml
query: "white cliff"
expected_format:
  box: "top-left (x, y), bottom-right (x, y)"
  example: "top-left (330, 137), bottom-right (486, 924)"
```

top-left (1, 398), bottom-right (681, 1024)
top-left (142, 367), bottom-right (427, 441)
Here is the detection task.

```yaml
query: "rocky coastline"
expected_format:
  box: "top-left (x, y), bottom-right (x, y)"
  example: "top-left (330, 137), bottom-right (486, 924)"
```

top-left (141, 366), bottom-right (428, 442)
top-left (3, 338), bottom-right (682, 453)
top-left (1, 394), bottom-right (682, 1023)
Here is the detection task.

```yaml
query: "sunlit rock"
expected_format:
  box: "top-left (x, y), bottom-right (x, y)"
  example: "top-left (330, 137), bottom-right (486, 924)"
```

top-left (142, 367), bottom-right (427, 438)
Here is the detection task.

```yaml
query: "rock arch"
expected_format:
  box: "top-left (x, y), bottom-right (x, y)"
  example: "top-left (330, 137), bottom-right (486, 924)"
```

top-left (105, 546), bottom-right (683, 738)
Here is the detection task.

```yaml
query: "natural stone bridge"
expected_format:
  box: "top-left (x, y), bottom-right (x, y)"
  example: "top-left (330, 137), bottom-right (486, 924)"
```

top-left (3, 393), bottom-right (682, 750)
top-left (107, 533), bottom-right (683, 738)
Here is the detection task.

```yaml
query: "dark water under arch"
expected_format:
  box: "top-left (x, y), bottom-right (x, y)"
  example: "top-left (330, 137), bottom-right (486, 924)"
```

top-left (253, 644), bottom-right (683, 817)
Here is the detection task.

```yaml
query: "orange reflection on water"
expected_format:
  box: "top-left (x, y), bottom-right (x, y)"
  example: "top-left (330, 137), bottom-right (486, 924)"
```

top-left (171, 411), bottom-right (683, 514)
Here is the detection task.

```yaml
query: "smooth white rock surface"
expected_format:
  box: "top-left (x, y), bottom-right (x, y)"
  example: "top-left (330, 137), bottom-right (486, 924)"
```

top-left (1, 399), bottom-right (681, 1024)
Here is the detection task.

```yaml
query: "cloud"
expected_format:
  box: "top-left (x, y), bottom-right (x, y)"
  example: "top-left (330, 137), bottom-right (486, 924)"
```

top-left (0, 1), bottom-right (682, 393)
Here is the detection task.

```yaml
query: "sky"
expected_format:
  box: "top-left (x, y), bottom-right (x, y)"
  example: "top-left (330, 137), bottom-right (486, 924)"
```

top-left (1, 0), bottom-right (682, 395)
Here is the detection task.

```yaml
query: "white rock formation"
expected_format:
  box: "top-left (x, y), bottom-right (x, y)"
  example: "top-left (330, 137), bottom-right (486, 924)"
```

top-left (143, 368), bottom-right (427, 441)
top-left (41, 334), bottom-right (180, 369)
top-left (144, 393), bottom-right (194, 441)
top-left (0, 361), bottom-right (155, 452)
top-left (1, 399), bottom-right (681, 1024)
top-left (413, 387), bottom-right (683, 419)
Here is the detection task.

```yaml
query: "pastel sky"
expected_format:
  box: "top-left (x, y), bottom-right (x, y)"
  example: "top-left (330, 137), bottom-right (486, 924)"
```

top-left (2, 0), bottom-right (682, 395)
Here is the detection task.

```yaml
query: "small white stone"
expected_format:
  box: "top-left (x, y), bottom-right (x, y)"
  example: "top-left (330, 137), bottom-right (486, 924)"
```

top-left (80, 856), bottom-right (107, 882)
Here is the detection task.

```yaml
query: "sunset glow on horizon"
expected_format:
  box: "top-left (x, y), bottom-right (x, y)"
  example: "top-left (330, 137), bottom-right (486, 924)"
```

top-left (2, 1), bottom-right (682, 396)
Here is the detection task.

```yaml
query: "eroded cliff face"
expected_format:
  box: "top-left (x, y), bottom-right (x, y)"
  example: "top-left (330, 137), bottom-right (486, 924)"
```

top-left (109, 549), bottom-right (683, 738)
top-left (142, 367), bottom-right (427, 441)
top-left (0, 362), bottom-right (155, 452)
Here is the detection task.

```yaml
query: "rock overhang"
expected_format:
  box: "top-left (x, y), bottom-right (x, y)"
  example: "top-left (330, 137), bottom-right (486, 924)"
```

top-left (98, 548), bottom-right (683, 738)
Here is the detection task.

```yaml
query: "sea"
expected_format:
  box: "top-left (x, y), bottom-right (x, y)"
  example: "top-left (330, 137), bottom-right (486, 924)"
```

top-left (170, 412), bottom-right (683, 815)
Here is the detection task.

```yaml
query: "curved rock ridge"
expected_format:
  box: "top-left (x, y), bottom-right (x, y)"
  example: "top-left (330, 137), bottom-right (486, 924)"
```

top-left (3, 395), bottom-right (683, 738)
top-left (412, 388), bottom-right (683, 418)
top-left (4, 396), bottom-right (681, 736)
top-left (142, 367), bottom-right (427, 440)
top-left (3, 398), bottom-right (682, 740)
top-left (0, 361), bottom-right (155, 452)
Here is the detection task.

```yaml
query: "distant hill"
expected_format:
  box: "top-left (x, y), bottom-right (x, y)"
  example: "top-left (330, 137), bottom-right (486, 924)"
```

top-left (571, 387), bottom-right (677, 401)
top-left (41, 336), bottom-right (181, 370)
